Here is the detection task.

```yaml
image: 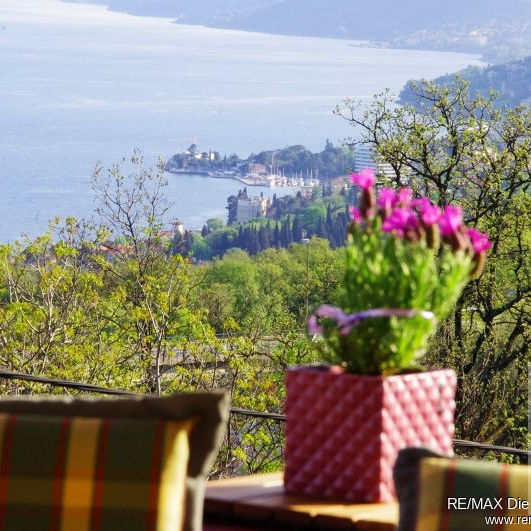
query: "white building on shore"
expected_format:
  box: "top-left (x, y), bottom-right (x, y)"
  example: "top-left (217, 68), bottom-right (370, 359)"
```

top-left (236, 195), bottom-right (270, 223)
top-left (354, 144), bottom-right (396, 181)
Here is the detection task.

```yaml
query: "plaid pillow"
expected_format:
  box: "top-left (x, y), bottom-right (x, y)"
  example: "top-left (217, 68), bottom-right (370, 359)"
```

top-left (415, 457), bottom-right (530, 530)
top-left (0, 412), bottom-right (194, 531)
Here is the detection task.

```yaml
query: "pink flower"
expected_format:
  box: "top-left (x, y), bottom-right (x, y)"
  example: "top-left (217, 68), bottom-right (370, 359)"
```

top-left (350, 168), bottom-right (375, 190)
top-left (438, 205), bottom-right (463, 236)
top-left (377, 188), bottom-right (398, 209)
top-left (412, 198), bottom-right (440, 225)
top-left (382, 208), bottom-right (418, 237)
top-left (468, 228), bottom-right (492, 253)
top-left (412, 198), bottom-right (431, 210)
top-left (397, 188), bottom-right (413, 206)
top-left (420, 203), bottom-right (441, 226)
top-left (349, 206), bottom-right (363, 224)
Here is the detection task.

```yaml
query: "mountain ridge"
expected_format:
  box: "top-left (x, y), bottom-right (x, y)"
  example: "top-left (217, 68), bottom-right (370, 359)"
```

top-left (65, 0), bottom-right (531, 62)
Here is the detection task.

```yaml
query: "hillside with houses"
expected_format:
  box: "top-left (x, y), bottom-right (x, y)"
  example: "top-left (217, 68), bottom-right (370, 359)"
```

top-left (67, 0), bottom-right (531, 61)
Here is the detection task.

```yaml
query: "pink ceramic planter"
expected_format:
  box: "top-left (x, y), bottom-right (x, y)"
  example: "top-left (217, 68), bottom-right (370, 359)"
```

top-left (284, 366), bottom-right (456, 502)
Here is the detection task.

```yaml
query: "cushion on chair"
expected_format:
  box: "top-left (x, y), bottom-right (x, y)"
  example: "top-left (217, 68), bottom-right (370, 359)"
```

top-left (0, 413), bottom-right (193, 531)
top-left (394, 447), bottom-right (530, 531)
top-left (393, 447), bottom-right (445, 531)
top-left (0, 393), bottom-right (230, 531)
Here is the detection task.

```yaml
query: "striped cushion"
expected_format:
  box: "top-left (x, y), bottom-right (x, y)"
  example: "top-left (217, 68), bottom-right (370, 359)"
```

top-left (416, 457), bottom-right (530, 530)
top-left (0, 412), bottom-right (194, 531)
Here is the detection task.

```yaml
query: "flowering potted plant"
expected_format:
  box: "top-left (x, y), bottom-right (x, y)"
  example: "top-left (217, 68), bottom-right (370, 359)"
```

top-left (284, 169), bottom-right (491, 503)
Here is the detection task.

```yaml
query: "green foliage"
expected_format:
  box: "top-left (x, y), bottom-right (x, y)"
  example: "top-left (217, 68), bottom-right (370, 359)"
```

top-left (317, 216), bottom-right (473, 374)
top-left (0, 154), bottom-right (340, 475)
top-left (254, 143), bottom-right (355, 178)
top-left (206, 218), bottom-right (224, 232)
top-left (190, 234), bottom-right (212, 260)
top-left (1, 76), bottom-right (529, 474)
top-left (300, 204), bottom-right (326, 232)
top-left (177, 193), bottom-right (350, 259)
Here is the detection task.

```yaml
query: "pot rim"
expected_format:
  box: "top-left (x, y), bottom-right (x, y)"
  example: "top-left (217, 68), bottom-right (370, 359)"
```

top-left (287, 364), bottom-right (455, 380)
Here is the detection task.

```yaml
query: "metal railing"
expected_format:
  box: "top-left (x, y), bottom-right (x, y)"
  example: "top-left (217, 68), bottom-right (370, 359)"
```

top-left (0, 368), bottom-right (527, 461)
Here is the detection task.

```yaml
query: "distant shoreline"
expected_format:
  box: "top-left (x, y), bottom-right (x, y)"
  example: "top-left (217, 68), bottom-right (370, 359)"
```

top-left (62, 1), bottom-right (489, 60)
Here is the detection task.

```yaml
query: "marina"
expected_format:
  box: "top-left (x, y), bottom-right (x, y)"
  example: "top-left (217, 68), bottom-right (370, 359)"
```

top-left (166, 168), bottom-right (320, 188)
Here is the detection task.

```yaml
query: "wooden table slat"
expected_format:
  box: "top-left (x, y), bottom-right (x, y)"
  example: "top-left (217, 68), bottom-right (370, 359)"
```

top-left (204, 472), bottom-right (398, 530)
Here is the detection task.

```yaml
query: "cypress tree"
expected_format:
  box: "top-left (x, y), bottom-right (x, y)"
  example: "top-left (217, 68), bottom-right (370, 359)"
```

top-left (259, 225), bottom-right (271, 250)
top-left (326, 205), bottom-right (333, 233)
top-left (316, 217), bottom-right (327, 238)
top-left (292, 216), bottom-right (303, 243)
top-left (249, 228), bottom-right (260, 255)
top-left (273, 222), bottom-right (281, 248)
top-left (280, 217), bottom-right (292, 247)
top-left (226, 195), bottom-right (238, 225)
top-left (242, 227), bottom-right (251, 252)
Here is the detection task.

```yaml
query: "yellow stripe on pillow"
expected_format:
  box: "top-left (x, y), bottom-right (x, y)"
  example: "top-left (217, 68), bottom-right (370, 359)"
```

top-left (157, 420), bottom-right (194, 531)
top-left (416, 457), bottom-right (447, 530)
top-left (60, 417), bottom-right (102, 531)
top-left (505, 463), bottom-right (530, 529)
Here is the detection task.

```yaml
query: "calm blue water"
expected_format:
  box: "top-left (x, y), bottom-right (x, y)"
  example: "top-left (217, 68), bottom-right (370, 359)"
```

top-left (0, 0), bottom-right (483, 241)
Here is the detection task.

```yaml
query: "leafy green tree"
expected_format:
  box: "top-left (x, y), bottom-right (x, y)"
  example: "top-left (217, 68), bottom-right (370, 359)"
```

top-left (336, 79), bottom-right (530, 449)
top-left (301, 204), bottom-right (326, 233)
top-left (90, 153), bottom-right (208, 394)
top-left (190, 234), bottom-right (212, 260)
top-left (206, 218), bottom-right (224, 232)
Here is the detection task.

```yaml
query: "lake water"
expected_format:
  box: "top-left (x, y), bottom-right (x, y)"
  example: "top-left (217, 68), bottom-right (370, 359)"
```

top-left (0, 0), bottom-right (483, 241)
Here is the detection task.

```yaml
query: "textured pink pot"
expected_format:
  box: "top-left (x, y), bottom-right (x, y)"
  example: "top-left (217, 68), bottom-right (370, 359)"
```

top-left (284, 366), bottom-right (456, 502)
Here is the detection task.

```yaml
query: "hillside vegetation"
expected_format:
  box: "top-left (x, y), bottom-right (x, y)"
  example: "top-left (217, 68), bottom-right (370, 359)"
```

top-left (3, 80), bottom-right (529, 457)
top-left (399, 56), bottom-right (531, 108)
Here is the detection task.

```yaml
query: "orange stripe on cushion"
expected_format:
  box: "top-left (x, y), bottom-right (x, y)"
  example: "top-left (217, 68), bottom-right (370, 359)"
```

top-left (494, 464), bottom-right (509, 531)
top-left (60, 417), bottom-right (101, 531)
top-left (0, 414), bottom-right (17, 529)
top-left (440, 459), bottom-right (457, 531)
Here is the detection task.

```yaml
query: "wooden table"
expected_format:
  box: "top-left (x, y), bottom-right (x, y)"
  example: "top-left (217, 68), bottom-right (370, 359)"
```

top-left (203, 473), bottom-right (398, 530)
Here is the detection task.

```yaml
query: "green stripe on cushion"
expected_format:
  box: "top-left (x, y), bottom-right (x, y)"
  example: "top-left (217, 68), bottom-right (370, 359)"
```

top-left (51, 417), bottom-right (71, 531)
top-left (102, 418), bottom-right (160, 481)
top-left (8, 415), bottom-right (64, 478)
top-left (97, 509), bottom-right (160, 531)
top-left (2, 415), bottom-right (64, 529)
top-left (447, 460), bottom-right (503, 530)
top-left (98, 418), bottom-right (164, 525)
top-left (3, 505), bottom-right (58, 531)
